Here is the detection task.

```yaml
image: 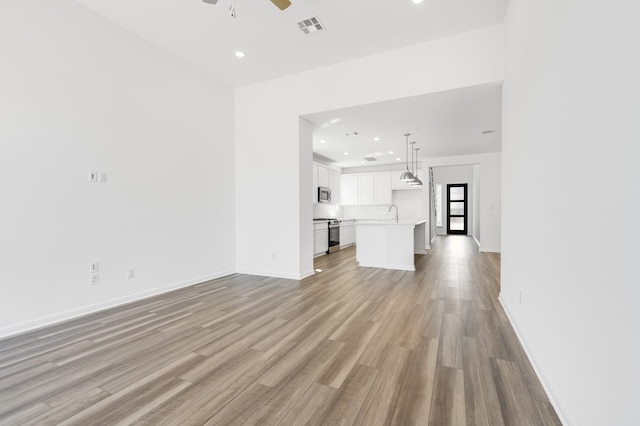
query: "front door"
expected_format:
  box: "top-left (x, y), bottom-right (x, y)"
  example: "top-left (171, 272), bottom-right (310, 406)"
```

top-left (446, 184), bottom-right (467, 235)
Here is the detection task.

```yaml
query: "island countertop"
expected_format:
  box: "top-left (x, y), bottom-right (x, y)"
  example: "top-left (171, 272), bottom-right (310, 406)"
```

top-left (355, 219), bottom-right (426, 227)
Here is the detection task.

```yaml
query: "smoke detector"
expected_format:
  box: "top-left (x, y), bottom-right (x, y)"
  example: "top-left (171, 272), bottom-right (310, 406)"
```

top-left (297, 16), bottom-right (325, 34)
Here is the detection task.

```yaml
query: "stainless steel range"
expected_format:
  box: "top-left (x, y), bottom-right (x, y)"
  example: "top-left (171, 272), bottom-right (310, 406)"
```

top-left (328, 220), bottom-right (340, 253)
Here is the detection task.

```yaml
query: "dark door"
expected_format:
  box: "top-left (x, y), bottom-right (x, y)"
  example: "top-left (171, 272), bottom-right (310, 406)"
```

top-left (447, 184), bottom-right (467, 235)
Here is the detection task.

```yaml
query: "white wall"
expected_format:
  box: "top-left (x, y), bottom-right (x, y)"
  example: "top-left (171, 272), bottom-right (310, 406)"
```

top-left (428, 153), bottom-right (501, 252)
top-left (472, 164), bottom-right (481, 243)
top-left (502, 1), bottom-right (640, 424)
top-left (235, 24), bottom-right (505, 278)
top-left (0, 0), bottom-right (236, 336)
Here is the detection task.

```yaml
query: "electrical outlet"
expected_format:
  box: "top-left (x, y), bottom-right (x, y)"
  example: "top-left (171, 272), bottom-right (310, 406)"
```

top-left (90, 273), bottom-right (99, 286)
top-left (90, 261), bottom-right (99, 273)
top-left (89, 171), bottom-right (98, 183)
top-left (127, 268), bottom-right (135, 279)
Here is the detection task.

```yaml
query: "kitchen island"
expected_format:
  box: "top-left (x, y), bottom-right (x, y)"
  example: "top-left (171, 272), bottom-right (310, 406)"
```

top-left (355, 219), bottom-right (427, 271)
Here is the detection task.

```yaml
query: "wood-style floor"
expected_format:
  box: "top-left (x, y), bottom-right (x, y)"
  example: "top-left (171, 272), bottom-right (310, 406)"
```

top-left (0, 236), bottom-right (561, 425)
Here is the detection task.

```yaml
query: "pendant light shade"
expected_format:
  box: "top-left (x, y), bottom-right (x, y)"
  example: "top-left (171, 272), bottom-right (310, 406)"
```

top-left (400, 133), bottom-right (416, 181)
top-left (409, 145), bottom-right (423, 186)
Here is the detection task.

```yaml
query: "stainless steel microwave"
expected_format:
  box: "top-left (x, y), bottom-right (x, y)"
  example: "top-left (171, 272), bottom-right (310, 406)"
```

top-left (318, 186), bottom-right (331, 203)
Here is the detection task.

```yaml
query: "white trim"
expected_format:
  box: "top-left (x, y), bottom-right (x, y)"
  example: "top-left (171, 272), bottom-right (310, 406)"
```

top-left (473, 235), bottom-right (481, 248)
top-left (357, 262), bottom-right (415, 272)
top-left (499, 296), bottom-right (573, 426)
top-left (0, 270), bottom-right (235, 340)
top-left (480, 247), bottom-right (501, 253)
top-left (299, 269), bottom-right (315, 280)
top-left (236, 268), bottom-right (306, 281)
top-left (414, 249), bottom-right (428, 255)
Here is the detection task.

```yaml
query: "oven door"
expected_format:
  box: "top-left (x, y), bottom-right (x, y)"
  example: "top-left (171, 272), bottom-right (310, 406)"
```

top-left (328, 224), bottom-right (340, 253)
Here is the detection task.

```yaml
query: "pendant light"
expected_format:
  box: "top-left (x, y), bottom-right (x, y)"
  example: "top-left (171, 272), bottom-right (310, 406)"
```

top-left (399, 133), bottom-right (416, 181)
top-left (411, 146), bottom-right (424, 186)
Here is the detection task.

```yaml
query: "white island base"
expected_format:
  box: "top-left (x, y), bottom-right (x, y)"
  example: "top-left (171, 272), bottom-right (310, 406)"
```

top-left (355, 220), bottom-right (427, 271)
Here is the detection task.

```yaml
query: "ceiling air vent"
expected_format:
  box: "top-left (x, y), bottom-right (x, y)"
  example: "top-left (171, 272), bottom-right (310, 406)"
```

top-left (297, 16), bottom-right (325, 34)
top-left (363, 157), bottom-right (378, 162)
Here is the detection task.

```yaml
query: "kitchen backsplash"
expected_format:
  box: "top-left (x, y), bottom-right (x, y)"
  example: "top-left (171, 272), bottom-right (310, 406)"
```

top-left (313, 203), bottom-right (340, 219)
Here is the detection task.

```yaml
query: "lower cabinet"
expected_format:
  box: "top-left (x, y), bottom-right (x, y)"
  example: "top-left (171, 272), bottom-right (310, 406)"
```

top-left (314, 228), bottom-right (328, 256)
top-left (340, 221), bottom-right (356, 247)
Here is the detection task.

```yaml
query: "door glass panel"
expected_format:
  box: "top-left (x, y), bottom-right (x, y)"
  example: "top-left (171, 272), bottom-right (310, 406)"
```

top-left (449, 202), bottom-right (464, 216)
top-left (450, 217), bottom-right (464, 231)
top-left (450, 187), bottom-right (465, 201)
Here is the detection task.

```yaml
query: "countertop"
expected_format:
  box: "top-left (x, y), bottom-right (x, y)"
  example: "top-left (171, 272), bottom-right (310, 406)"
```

top-left (356, 219), bottom-right (427, 227)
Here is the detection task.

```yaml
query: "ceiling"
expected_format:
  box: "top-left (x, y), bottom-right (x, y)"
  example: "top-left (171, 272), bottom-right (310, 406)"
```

top-left (305, 83), bottom-right (503, 169)
top-left (75, 0), bottom-right (509, 87)
top-left (74, 0), bottom-right (507, 167)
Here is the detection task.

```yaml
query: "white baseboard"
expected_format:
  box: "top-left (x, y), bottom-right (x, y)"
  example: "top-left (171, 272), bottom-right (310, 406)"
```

top-left (473, 235), bottom-right (481, 248)
top-left (0, 269), bottom-right (235, 340)
top-left (499, 296), bottom-right (573, 426)
top-left (414, 249), bottom-right (428, 255)
top-left (480, 247), bottom-right (501, 253)
top-left (236, 268), bottom-right (306, 281)
top-left (299, 269), bottom-right (315, 280)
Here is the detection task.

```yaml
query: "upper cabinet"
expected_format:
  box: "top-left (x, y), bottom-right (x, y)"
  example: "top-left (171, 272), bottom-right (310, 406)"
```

top-left (341, 171), bottom-right (421, 206)
top-left (375, 173), bottom-right (392, 205)
top-left (340, 175), bottom-right (358, 205)
top-left (329, 170), bottom-right (340, 205)
top-left (317, 166), bottom-right (330, 189)
top-left (358, 174), bottom-right (375, 205)
top-left (313, 162), bottom-right (340, 205)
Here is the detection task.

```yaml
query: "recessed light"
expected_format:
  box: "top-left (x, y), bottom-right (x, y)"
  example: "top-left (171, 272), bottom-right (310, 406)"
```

top-left (330, 118), bottom-right (340, 124)
top-left (320, 139), bottom-right (326, 143)
top-left (412, 0), bottom-right (424, 4)
top-left (360, 161), bottom-right (365, 164)
top-left (373, 137), bottom-right (380, 141)
top-left (344, 152), bottom-right (349, 156)
top-left (235, 51), bottom-right (245, 58)
top-left (388, 151), bottom-right (394, 154)
top-left (396, 157), bottom-right (401, 161)
top-left (374, 152), bottom-right (381, 156)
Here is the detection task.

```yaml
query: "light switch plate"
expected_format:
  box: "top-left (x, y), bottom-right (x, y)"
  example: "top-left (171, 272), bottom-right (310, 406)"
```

top-left (98, 172), bottom-right (107, 183)
top-left (89, 171), bottom-right (98, 183)
top-left (90, 261), bottom-right (99, 273)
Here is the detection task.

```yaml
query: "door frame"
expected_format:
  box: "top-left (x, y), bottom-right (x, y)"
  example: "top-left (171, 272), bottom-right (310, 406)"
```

top-left (446, 183), bottom-right (468, 235)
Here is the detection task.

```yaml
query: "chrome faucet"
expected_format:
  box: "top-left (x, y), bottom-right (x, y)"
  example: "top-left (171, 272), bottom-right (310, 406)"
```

top-left (388, 204), bottom-right (398, 223)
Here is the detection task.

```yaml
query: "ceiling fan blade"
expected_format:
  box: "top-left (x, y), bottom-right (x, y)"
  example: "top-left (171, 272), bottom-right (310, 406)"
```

top-left (271, 0), bottom-right (291, 10)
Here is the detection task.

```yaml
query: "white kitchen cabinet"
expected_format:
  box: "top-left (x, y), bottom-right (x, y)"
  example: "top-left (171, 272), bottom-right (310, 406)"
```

top-left (340, 220), bottom-right (356, 247)
top-left (329, 170), bottom-right (340, 205)
top-left (313, 164), bottom-right (319, 203)
top-left (358, 174), bottom-right (375, 205)
top-left (314, 228), bottom-right (328, 255)
top-left (341, 175), bottom-right (358, 205)
top-left (375, 172), bottom-right (392, 205)
top-left (317, 165), bottom-right (330, 189)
